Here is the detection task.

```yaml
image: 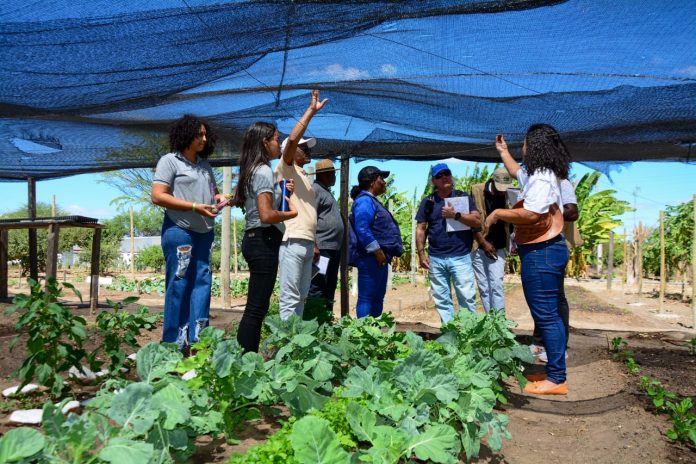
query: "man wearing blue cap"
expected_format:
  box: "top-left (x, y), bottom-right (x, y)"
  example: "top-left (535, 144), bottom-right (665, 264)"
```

top-left (415, 163), bottom-right (481, 323)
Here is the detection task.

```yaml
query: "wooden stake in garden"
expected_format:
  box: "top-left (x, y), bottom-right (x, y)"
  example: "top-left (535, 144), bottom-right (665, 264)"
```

top-left (607, 231), bottom-right (614, 290)
top-left (692, 194), bottom-right (695, 329)
top-left (659, 209), bottom-right (666, 313)
top-left (635, 222), bottom-right (644, 298)
top-left (623, 228), bottom-right (628, 286)
top-left (129, 206), bottom-right (135, 281)
top-left (410, 190), bottom-right (417, 286)
top-left (221, 166), bottom-right (232, 309)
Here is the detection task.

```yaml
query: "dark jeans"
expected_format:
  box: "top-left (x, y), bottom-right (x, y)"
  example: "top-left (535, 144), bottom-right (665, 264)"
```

top-left (533, 274), bottom-right (569, 347)
top-left (237, 226), bottom-right (282, 353)
top-left (518, 235), bottom-right (569, 384)
top-left (308, 248), bottom-right (341, 311)
top-left (356, 254), bottom-right (388, 318)
top-left (161, 215), bottom-right (214, 349)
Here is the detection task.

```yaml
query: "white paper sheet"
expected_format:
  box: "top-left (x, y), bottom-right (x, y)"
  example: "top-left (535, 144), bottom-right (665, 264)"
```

top-left (445, 196), bottom-right (470, 232)
top-left (317, 255), bottom-right (329, 275)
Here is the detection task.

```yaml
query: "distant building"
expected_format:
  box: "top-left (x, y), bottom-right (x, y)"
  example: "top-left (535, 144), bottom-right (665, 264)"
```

top-left (119, 236), bottom-right (161, 265)
top-left (58, 244), bottom-right (82, 267)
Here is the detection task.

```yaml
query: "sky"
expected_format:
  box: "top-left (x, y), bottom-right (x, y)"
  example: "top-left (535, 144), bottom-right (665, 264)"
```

top-left (1, 158), bottom-right (694, 240)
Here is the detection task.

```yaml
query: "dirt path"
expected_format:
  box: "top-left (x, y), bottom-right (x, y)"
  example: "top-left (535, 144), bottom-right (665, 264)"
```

top-left (1, 276), bottom-right (694, 462)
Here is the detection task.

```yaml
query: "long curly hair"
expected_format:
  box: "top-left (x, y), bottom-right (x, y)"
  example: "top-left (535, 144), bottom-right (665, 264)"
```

top-left (523, 124), bottom-right (571, 179)
top-left (169, 114), bottom-right (216, 159)
top-left (234, 121), bottom-right (277, 208)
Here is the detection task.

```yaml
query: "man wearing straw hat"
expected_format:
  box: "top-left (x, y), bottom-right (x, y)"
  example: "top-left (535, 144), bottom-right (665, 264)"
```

top-left (308, 159), bottom-right (343, 313)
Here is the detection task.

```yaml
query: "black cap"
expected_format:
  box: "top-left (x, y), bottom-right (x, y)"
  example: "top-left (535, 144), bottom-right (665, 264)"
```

top-left (358, 166), bottom-right (390, 183)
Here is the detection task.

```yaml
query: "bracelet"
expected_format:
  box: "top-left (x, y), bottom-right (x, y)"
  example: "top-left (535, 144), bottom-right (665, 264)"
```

top-left (192, 202), bottom-right (196, 212)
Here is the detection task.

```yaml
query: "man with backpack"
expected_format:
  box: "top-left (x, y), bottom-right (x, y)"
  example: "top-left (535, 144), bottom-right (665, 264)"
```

top-left (415, 163), bottom-right (481, 323)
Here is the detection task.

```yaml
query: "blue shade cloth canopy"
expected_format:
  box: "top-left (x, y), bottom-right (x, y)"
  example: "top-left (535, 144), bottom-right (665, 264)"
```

top-left (0, 0), bottom-right (694, 180)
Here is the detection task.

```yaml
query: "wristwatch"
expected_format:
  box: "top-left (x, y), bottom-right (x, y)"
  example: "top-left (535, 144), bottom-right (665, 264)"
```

top-left (454, 212), bottom-right (462, 221)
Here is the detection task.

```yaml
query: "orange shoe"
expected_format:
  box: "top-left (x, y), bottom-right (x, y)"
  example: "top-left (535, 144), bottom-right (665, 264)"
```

top-left (523, 380), bottom-right (568, 395)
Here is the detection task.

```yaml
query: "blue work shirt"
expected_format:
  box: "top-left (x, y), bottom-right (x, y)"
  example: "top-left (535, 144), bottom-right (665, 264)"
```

top-left (415, 191), bottom-right (477, 258)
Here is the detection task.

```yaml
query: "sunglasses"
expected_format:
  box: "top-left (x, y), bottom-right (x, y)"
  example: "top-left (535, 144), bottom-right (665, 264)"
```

top-left (434, 170), bottom-right (452, 179)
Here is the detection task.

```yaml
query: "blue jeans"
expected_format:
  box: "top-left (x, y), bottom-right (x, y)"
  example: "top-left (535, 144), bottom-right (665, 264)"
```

top-left (161, 216), bottom-right (214, 350)
top-left (518, 235), bottom-right (569, 384)
top-left (278, 238), bottom-right (315, 320)
top-left (429, 254), bottom-right (477, 323)
top-left (471, 248), bottom-right (507, 313)
top-left (356, 255), bottom-right (388, 318)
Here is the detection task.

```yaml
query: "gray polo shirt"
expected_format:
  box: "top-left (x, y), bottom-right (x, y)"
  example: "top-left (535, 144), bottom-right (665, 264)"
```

top-left (244, 163), bottom-right (284, 233)
top-left (153, 152), bottom-right (216, 233)
top-left (313, 181), bottom-right (343, 250)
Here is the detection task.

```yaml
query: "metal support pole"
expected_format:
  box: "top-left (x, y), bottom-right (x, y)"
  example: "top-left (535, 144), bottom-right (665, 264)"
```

top-left (27, 177), bottom-right (38, 281)
top-left (221, 166), bottom-right (232, 309)
top-left (339, 154), bottom-right (350, 317)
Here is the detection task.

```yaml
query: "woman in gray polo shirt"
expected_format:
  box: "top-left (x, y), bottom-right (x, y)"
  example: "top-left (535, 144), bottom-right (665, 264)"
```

top-left (152, 115), bottom-right (224, 353)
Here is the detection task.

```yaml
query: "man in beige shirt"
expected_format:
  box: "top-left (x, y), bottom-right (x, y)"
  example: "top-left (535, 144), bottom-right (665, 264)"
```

top-left (275, 90), bottom-right (327, 320)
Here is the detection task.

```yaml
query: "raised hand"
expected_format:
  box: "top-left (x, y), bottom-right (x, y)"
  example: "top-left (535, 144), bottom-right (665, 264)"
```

top-left (309, 89), bottom-right (329, 112)
top-left (495, 134), bottom-right (508, 155)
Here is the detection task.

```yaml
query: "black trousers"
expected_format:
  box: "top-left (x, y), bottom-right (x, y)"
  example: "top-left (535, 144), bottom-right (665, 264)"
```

top-left (237, 226), bottom-right (282, 353)
top-left (308, 248), bottom-right (341, 311)
top-left (532, 274), bottom-right (570, 347)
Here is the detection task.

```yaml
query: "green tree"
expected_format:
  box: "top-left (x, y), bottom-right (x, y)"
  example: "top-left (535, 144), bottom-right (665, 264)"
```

top-left (643, 200), bottom-right (694, 299)
top-left (383, 175), bottom-right (413, 271)
top-left (135, 245), bottom-right (165, 272)
top-left (104, 208), bottom-right (163, 238)
top-left (569, 172), bottom-right (633, 277)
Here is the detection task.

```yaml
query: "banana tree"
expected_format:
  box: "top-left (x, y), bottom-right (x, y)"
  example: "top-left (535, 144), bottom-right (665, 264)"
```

top-left (569, 172), bottom-right (633, 277)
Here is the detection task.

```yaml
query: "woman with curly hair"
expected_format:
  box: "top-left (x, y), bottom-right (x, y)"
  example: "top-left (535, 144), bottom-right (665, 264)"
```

top-left (152, 114), bottom-right (223, 353)
top-left (485, 124), bottom-right (571, 395)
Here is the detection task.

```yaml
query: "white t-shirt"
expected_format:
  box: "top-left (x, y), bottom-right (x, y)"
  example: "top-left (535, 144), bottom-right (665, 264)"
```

top-left (516, 168), bottom-right (562, 214)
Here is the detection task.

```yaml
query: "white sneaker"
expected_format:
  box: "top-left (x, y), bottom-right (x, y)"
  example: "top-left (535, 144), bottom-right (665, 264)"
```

top-left (529, 344), bottom-right (545, 357)
top-left (538, 350), bottom-right (568, 364)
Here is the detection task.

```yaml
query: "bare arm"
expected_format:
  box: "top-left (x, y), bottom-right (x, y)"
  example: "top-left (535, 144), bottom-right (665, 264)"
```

top-left (495, 134), bottom-right (521, 178)
top-left (563, 203), bottom-right (579, 222)
top-left (257, 192), bottom-right (297, 224)
top-left (282, 89), bottom-right (328, 165)
top-left (152, 183), bottom-right (217, 218)
top-left (485, 207), bottom-right (541, 229)
top-left (415, 222), bottom-right (429, 270)
top-left (460, 210), bottom-right (481, 228)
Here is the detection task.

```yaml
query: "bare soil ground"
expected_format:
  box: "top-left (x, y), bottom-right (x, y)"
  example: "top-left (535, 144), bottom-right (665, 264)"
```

top-left (1, 272), bottom-right (695, 463)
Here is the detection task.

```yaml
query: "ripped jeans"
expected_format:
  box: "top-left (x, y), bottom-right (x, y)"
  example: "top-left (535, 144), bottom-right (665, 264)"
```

top-left (161, 215), bottom-right (214, 350)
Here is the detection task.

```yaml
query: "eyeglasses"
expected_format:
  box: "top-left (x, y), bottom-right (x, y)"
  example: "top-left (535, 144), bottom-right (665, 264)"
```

top-left (434, 170), bottom-right (451, 179)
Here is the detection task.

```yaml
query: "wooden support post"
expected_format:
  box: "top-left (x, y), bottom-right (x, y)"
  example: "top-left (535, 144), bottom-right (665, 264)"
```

top-left (51, 194), bottom-right (56, 217)
top-left (0, 229), bottom-right (8, 299)
top-left (607, 231), bottom-right (614, 290)
top-left (623, 228), bottom-right (628, 286)
top-left (637, 222), bottom-right (643, 298)
top-left (221, 166), bottom-right (232, 309)
top-left (27, 177), bottom-right (38, 281)
top-left (692, 194), bottom-right (695, 329)
top-left (387, 199), bottom-right (394, 290)
top-left (90, 228), bottom-right (101, 313)
top-left (410, 191), bottom-right (417, 286)
top-left (129, 207), bottom-right (135, 281)
top-left (659, 210), bottom-right (666, 313)
top-left (46, 224), bottom-right (59, 280)
top-left (339, 154), bottom-right (350, 317)
top-left (233, 216), bottom-right (239, 275)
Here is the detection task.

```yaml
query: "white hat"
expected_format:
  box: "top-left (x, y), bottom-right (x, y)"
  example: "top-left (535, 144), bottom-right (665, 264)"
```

top-left (281, 136), bottom-right (317, 155)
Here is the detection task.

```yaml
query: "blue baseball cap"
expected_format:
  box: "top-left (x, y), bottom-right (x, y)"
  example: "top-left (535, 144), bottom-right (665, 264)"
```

top-left (431, 163), bottom-right (451, 177)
